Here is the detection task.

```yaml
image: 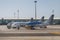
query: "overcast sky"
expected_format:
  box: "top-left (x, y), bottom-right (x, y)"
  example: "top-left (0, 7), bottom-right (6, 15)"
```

top-left (0, 0), bottom-right (60, 19)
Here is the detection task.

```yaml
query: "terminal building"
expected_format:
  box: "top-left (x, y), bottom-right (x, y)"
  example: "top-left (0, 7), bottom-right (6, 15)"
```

top-left (0, 18), bottom-right (60, 25)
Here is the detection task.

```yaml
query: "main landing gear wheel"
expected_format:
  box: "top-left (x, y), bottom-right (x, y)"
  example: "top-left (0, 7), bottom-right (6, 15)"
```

top-left (31, 27), bottom-right (35, 30)
top-left (40, 26), bottom-right (47, 28)
top-left (44, 26), bottom-right (47, 28)
top-left (31, 26), bottom-right (35, 30)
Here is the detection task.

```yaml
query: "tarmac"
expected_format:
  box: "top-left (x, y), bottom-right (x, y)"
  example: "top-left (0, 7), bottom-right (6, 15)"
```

top-left (0, 25), bottom-right (60, 40)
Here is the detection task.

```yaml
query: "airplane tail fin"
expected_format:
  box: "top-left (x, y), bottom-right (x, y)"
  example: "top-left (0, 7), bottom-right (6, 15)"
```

top-left (48, 14), bottom-right (54, 24)
top-left (44, 14), bottom-right (54, 25)
top-left (30, 18), bottom-right (34, 22)
top-left (41, 16), bottom-right (44, 22)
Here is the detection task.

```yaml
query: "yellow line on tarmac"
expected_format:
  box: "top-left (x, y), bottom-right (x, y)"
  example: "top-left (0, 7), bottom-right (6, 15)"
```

top-left (50, 32), bottom-right (60, 35)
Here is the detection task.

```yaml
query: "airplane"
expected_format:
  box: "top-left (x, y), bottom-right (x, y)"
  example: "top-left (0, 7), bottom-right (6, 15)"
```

top-left (7, 14), bottom-right (54, 30)
top-left (7, 16), bottom-right (44, 29)
top-left (24, 14), bottom-right (54, 29)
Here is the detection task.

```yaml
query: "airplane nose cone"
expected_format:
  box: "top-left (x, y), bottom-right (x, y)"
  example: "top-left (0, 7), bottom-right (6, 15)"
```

top-left (7, 23), bottom-right (11, 29)
top-left (7, 25), bottom-right (11, 29)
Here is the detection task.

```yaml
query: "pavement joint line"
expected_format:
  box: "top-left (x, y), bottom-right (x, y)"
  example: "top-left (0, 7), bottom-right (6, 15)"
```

top-left (0, 32), bottom-right (48, 33)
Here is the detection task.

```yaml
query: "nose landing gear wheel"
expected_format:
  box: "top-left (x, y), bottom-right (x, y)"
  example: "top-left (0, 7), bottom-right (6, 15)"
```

top-left (17, 27), bottom-right (20, 30)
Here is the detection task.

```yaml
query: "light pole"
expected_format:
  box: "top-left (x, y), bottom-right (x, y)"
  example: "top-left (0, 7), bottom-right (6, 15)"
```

top-left (34, 0), bottom-right (37, 19)
top-left (52, 9), bottom-right (54, 14)
top-left (17, 9), bottom-right (19, 19)
top-left (14, 12), bottom-right (16, 18)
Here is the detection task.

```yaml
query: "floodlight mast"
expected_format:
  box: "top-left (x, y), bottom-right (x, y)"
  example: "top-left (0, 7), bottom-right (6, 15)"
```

top-left (17, 9), bottom-right (19, 19)
top-left (34, 0), bottom-right (37, 19)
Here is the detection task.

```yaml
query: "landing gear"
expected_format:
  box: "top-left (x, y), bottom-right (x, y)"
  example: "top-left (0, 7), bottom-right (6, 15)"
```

top-left (17, 26), bottom-right (20, 30)
top-left (44, 26), bottom-right (47, 28)
top-left (25, 25), bottom-right (35, 30)
top-left (31, 27), bottom-right (35, 30)
top-left (31, 26), bottom-right (35, 30)
top-left (40, 26), bottom-right (47, 28)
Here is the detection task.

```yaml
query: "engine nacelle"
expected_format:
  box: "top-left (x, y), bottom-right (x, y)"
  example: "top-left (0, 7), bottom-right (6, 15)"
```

top-left (39, 24), bottom-right (47, 28)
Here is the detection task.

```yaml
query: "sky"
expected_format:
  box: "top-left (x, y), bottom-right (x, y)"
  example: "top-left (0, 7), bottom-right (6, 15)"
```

top-left (0, 0), bottom-right (60, 19)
